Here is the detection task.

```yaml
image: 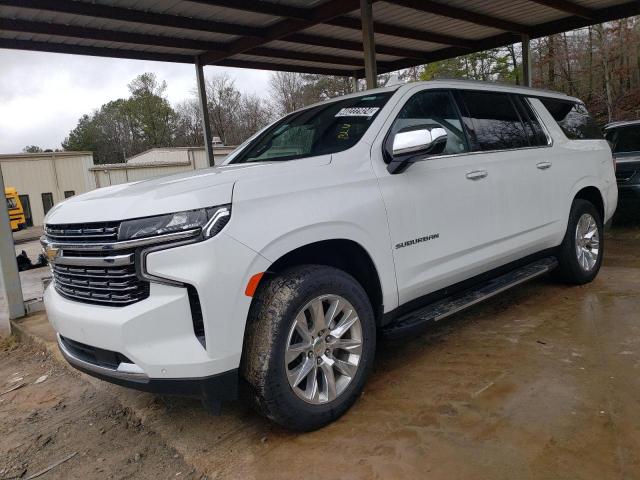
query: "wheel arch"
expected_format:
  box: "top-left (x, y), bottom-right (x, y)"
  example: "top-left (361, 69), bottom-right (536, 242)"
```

top-left (260, 239), bottom-right (385, 326)
top-left (574, 185), bottom-right (604, 221)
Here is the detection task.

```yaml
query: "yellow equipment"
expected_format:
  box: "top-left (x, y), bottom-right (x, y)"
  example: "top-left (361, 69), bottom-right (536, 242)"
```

top-left (5, 187), bottom-right (26, 232)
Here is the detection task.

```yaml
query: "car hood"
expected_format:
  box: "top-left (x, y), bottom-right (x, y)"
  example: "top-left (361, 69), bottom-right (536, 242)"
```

top-left (45, 159), bottom-right (329, 224)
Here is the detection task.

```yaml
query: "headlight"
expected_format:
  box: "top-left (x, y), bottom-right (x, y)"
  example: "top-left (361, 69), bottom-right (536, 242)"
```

top-left (118, 205), bottom-right (231, 241)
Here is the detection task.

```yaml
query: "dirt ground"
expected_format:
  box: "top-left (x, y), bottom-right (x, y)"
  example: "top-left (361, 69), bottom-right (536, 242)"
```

top-left (0, 339), bottom-right (199, 480)
top-left (2, 206), bottom-right (640, 480)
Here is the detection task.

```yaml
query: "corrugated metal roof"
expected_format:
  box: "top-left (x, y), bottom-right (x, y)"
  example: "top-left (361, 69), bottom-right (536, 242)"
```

top-left (0, 0), bottom-right (638, 76)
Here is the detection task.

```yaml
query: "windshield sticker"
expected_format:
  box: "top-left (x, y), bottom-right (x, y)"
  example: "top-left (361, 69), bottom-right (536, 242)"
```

top-left (337, 123), bottom-right (351, 140)
top-left (335, 107), bottom-right (380, 118)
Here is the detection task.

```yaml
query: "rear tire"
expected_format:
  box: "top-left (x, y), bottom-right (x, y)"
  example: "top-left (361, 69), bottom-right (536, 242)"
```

top-left (241, 265), bottom-right (376, 431)
top-left (555, 199), bottom-right (604, 284)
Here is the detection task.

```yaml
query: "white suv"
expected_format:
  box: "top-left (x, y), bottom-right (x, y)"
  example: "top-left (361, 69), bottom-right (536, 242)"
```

top-left (42, 80), bottom-right (617, 431)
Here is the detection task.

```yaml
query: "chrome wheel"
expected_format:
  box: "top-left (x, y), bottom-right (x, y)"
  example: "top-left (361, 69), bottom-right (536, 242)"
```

top-left (575, 213), bottom-right (599, 272)
top-left (284, 294), bottom-right (363, 405)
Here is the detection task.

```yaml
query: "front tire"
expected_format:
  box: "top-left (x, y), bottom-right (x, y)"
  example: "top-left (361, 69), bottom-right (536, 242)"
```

top-left (555, 199), bottom-right (604, 284)
top-left (241, 265), bottom-right (376, 431)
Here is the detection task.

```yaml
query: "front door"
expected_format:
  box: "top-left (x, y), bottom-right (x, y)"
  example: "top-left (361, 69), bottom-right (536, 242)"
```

top-left (371, 88), bottom-right (498, 305)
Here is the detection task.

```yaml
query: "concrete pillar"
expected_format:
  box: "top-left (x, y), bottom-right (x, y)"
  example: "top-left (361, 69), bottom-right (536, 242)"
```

top-left (522, 34), bottom-right (532, 87)
top-left (360, 0), bottom-right (377, 90)
top-left (0, 166), bottom-right (24, 334)
top-left (195, 57), bottom-right (215, 167)
top-left (352, 75), bottom-right (359, 93)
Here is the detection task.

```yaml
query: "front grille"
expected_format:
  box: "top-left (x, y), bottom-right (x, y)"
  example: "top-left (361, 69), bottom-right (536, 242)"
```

top-left (45, 222), bottom-right (119, 242)
top-left (46, 222), bottom-right (150, 307)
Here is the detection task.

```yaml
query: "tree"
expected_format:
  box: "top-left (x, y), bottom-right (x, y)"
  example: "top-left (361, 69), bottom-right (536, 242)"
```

top-left (269, 72), bottom-right (310, 115)
top-left (22, 145), bottom-right (43, 153)
top-left (63, 73), bottom-right (181, 163)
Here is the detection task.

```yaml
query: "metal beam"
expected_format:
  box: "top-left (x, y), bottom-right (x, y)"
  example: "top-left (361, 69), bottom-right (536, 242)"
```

top-left (200, 0), bottom-right (362, 64)
top-left (0, 39), bottom-right (351, 76)
top-left (0, 166), bottom-right (24, 331)
top-left (0, 19), bottom-right (364, 68)
top-left (360, 0), bottom-right (377, 89)
top-left (0, 18), bottom-right (227, 53)
top-left (286, 33), bottom-right (456, 61)
top-left (0, 0), bottom-right (263, 37)
top-left (522, 34), bottom-right (532, 87)
top-left (0, 38), bottom-right (194, 63)
top-left (195, 58), bottom-right (214, 167)
top-left (386, 0), bottom-right (531, 34)
top-left (326, 16), bottom-right (475, 48)
top-left (526, 0), bottom-right (599, 20)
top-left (187, 0), bottom-right (310, 20)
top-left (0, 15), bottom-right (458, 64)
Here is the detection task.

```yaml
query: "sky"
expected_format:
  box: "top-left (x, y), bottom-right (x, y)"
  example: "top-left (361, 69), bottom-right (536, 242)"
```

top-left (0, 49), bottom-right (272, 154)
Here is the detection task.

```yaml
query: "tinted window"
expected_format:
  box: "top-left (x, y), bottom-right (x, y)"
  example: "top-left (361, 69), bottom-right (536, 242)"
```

top-left (389, 90), bottom-right (468, 157)
top-left (233, 92), bottom-right (392, 163)
top-left (516, 96), bottom-right (548, 146)
top-left (540, 98), bottom-right (602, 140)
top-left (457, 91), bottom-right (529, 151)
top-left (605, 125), bottom-right (640, 153)
top-left (64, 190), bottom-right (75, 198)
top-left (41, 192), bottom-right (54, 215)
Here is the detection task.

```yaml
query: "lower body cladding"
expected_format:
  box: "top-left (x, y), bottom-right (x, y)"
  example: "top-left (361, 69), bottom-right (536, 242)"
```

top-left (44, 232), bottom-right (271, 411)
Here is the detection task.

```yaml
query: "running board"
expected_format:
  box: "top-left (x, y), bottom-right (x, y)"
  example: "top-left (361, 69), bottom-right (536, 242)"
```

top-left (382, 257), bottom-right (558, 340)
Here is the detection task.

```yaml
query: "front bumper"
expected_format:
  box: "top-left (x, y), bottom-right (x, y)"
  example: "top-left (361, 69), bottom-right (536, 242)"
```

top-left (45, 231), bottom-right (270, 397)
top-left (57, 333), bottom-right (238, 401)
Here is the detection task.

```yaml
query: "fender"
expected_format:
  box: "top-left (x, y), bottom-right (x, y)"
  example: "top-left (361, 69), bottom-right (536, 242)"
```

top-left (228, 222), bottom-right (398, 312)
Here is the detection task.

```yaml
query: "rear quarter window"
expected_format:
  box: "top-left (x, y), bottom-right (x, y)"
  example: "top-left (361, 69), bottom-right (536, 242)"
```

top-left (539, 98), bottom-right (602, 140)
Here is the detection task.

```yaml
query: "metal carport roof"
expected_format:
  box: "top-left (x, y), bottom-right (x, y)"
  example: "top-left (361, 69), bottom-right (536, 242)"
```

top-left (0, 0), bottom-right (638, 78)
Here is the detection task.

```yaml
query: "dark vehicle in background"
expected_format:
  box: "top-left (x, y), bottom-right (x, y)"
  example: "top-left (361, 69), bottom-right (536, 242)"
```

top-left (604, 120), bottom-right (640, 201)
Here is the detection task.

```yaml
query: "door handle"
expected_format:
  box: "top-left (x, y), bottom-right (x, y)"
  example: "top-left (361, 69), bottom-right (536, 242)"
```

top-left (536, 161), bottom-right (552, 170)
top-left (466, 170), bottom-right (488, 180)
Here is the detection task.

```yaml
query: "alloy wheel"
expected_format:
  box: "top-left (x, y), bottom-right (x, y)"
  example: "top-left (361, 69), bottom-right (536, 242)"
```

top-left (575, 213), bottom-right (600, 272)
top-left (284, 294), bottom-right (363, 404)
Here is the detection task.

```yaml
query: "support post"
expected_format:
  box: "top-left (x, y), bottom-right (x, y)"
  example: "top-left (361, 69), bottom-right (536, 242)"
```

top-left (352, 75), bottom-right (359, 93)
top-left (0, 166), bottom-right (24, 333)
top-left (195, 56), bottom-right (215, 167)
top-left (521, 34), bottom-right (532, 87)
top-left (360, 0), bottom-right (377, 90)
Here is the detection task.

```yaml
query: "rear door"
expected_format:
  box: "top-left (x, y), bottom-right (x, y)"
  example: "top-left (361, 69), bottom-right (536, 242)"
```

top-left (453, 90), bottom-right (556, 265)
top-left (371, 87), bottom-right (498, 305)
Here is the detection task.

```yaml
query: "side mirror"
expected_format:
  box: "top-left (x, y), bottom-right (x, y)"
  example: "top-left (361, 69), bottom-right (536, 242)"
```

top-left (387, 125), bottom-right (448, 174)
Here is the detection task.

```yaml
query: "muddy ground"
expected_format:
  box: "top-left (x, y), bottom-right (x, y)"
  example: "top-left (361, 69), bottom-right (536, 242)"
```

top-left (0, 339), bottom-right (198, 479)
top-left (2, 207), bottom-right (640, 480)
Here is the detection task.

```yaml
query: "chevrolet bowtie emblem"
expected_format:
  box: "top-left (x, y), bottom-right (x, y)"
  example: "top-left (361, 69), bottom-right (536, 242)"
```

top-left (44, 246), bottom-right (60, 263)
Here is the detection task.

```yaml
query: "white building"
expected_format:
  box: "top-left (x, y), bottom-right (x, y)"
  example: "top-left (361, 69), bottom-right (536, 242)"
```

top-left (89, 146), bottom-right (236, 188)
top-left (1, 146), bottom-right (236, 226)
top-left (1, 151), bottom-right (96, 227)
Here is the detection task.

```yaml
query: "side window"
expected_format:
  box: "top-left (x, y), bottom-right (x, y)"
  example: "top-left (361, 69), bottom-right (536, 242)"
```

top-left (64, 190), bottom-right (75, 198)
top-left (457, 90), bottom-right (529, 151)
top-left (41, 192), bottom-right (54, 215)
top-left (515, 96), bottom-right (548, 146)
top-left (539, 98), bottom-right (602, 140)
top-left (389, 89), bottom-right (468, 157)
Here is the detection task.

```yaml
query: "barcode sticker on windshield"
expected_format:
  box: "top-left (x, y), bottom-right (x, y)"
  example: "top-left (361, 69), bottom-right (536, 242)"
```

top-left (335, 107), bottom-right (380, 118)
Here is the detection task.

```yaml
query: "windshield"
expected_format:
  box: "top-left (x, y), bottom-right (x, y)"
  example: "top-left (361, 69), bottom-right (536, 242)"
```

top-left (605, 125), bottom-right (640, 153)
top-left (6, 196), bottom-right (17, 210)
top-left (231, 92), bottom-right (393, 164)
